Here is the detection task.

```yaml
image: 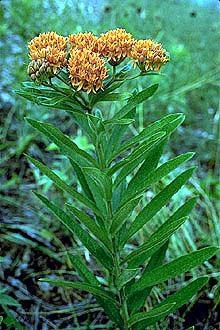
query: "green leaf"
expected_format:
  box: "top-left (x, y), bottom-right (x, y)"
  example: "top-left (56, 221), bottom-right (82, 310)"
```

top-left (108, 131), bottom-right (165, 178)
top-left (0, 316), bottom-right (2, 325)
top-left (34, 192), bottom-right (113, 270)
top-left (121, 167), bottom-right (195, 246)
top-left (83, 176), bottom-right (107, 218)
top-left (39, 278), bottom-right (117, 304)
top-left (0, 294), bottom-right (20, 306)
top-left (65, 204), bottom-right (112, 251)
top-left (112, 84), bottom-right (159, 120)
top-left (110, 113), bottom-right (184, 162)
top-left (151, 277), bottom-right (209, 319)
top-left (110, 196), bottom-right (141, 235)
top-left (136, 277), bottom-right (209, 329)
top-left (95, 92), bottom-right (131, 102)
top-left (104, 109), bottom-right (136, 161)
top-left (69, 159), bottom-right (93, 200)
top-left (129, 247), bottom-right (219, 293)
top-left (104, 118), bottom-right (135, 126)
top-left (113, 134), bottom-right (166, 188)
top-left (128, 303), bottom-right (176, 327)
top-left (83, 167), bottom-right (112, 202)
top-left (26, 118), bottom-right (96, 167)
top-left (116, 268), bottom-right (140, 290)
top-left (16, 83), bottom-right (83, 112)
top-left (27, 155), bottom-right (102, 218)
top-left (126, 218), bottom-right (188, 268)
top-left (68, 253), bottom-right (98, 285)
top-left (67, 254), bottom-right (123, 327)
top-left (125, 197), bottom-right (197, 267)
top-left (127, 242), bottom-right (169, 315)
top-left (123, 152), bottom-right (195, 204)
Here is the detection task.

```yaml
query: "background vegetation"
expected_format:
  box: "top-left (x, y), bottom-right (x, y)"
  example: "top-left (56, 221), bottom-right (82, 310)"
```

top-left (0, 0), bottom-right (219, 329)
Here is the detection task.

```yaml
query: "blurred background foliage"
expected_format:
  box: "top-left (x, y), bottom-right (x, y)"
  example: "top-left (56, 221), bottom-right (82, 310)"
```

top-left (0, 0), bottom-right (220, 329)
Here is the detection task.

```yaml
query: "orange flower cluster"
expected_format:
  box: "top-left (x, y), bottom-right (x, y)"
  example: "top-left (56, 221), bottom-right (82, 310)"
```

top-left (28, 32), bottom-right (67, 75)
top-left (27, 29), bottom-right (169, 92)
top-left (97, 28), bottom-right (135, 65)
top-left (68, 49), bottom-right (108, 93)
top-left (69, 32), bottom-right (98, 52)
top-left (130, 39), bottom-right (169, 71)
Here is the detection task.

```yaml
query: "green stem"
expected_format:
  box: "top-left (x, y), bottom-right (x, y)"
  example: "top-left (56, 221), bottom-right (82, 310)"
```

top-left (95, 115), bottom-right (130, 330)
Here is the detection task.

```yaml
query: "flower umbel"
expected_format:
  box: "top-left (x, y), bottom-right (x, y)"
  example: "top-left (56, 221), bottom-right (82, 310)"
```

top-left (69, 32), bottom-right (98, 52)
top-left (97, 28), bottom-right (135, 65)
top-left (130, 39), bottom-right (169, 71)
top-left (28, 32), bottom-right (67, 76)
top-left (68, 49), bottom-right (108, 93)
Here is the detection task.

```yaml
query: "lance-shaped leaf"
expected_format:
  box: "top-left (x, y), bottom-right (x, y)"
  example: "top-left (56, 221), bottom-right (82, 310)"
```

top-left (39, 278), bottom-right (117, 304)
top-left (127, 242), bottom-right (169, 315)
top-left (120, 167), bottom-right (195, 246)
top-left (65, 204), bottom-right (112, 252)
top-left (104, 108), bottom-right (136, 161)
top-left (26, 118), bottom-right (97, 167)
top-left (104, 118), bottom-right (135, 126)
top-left (128, 303), bottom-right (176, 328)
top-left (108, 131), bottom-right (165, 178)
top-left (82, 168), bottom-right (110, 217)
top-left (34, 192), bottom-right (113, 270)
top-left (112, 84), bottom-right (159, 120)
top-left (122, 152), bottom-right (195, 204)
top-left (113, 133), bottom-right (166, 188)
top-left (68, 254), bottom-right (98, 285)
top-left (15, 83), bottom-right (83, 113)
top-left (110, 113), bottom-right (185, 163)
top-left (115, 268), bottom-right (140, 290)
top-left (110, 196), bottom-right (141, 235)
top-left (94, 92), bottom-right (131, 103)
top-left (129, 247), bottom-right (219, 293)
top-left (83, 167), bottom-right (112, 202)
top-left (27, 155), bottom-right (102, 218)
top-left (68, 254), bottom-right (123, 327)
top-left (135, 277), bottom-right (209, 329)
top-left (69, 159), bottom-right (93, 200)
top-left (124, 197), bottom-right (197, 267)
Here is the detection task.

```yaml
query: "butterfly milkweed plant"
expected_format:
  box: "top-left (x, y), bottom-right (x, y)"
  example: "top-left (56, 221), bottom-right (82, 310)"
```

top-left (17, 29), bottom-right (219, 329)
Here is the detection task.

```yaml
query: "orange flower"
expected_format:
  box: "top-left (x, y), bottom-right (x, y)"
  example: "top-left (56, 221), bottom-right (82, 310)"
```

top-left (69, 32), bottom-right (98, 52)
top-left (28, 32), bottom-right (67, 74)
top-left (130, 39), bottom-right (169, 71)
top-left (68, 48), bottom-right (108, 93)
top-left (97, 28), bottom-right (135, 65)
